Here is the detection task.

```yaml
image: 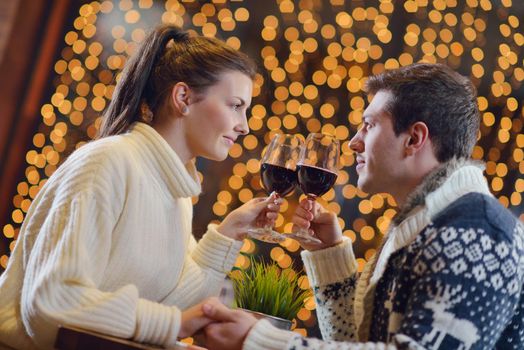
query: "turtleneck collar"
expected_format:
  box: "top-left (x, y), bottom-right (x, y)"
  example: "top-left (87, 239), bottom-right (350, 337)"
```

top-left (393, 157), bottom-right (491, 225)
top-left (128, 122), bottom-right (201, 199)
top-left (389, 157), bottom-right (492, 252)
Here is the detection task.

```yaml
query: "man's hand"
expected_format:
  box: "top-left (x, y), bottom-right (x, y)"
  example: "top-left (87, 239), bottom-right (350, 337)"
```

top-left (201, 302), bottom-right (258, 350)
top-left (291, 198), bottom-right (343, 251)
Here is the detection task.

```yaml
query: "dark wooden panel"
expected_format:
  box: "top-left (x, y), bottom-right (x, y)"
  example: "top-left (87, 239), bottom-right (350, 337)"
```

top-left (55, 326), bottom-right (165, 350)
top-left (0, 0), bottom-right (72, 256)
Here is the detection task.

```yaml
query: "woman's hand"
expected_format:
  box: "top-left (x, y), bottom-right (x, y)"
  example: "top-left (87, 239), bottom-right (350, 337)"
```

top-left (216, 192), bottom-right (282, 240)
top-left (179, 297), bottom-right (222, 338)
top-left (291, 198), bottom-right (343, 251)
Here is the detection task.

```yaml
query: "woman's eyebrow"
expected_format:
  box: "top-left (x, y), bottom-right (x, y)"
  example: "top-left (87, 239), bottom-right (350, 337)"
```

top-left (233, 97), bottom-right (246, 105)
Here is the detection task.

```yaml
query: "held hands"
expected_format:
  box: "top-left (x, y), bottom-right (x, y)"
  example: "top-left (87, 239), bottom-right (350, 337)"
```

top-left (292, 197), bottom-right (343, 251)
top-left (179, 299), bottom-right (256, 350)
top-left (201, 301), bottom-right (258, 350)
top-left (179, 297), bottom-right (222, 339)
top-left (216, 192), bottom-right (282, 240)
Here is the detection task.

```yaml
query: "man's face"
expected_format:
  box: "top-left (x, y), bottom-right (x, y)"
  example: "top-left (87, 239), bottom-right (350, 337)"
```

top-left (349, 90), bottom-right (409, 196)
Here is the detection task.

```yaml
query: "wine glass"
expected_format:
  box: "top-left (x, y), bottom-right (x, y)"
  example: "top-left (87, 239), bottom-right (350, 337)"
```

top-left (246, 134), bottom-right (303, 243)
top-left (288, 133), bottom-right (340, 244)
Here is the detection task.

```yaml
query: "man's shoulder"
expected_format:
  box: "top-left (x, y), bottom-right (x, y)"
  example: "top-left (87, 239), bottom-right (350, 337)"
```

top-left (410, 193), bottom-right (523, 297)
top-left (432, 192), bottom-right (519, 239)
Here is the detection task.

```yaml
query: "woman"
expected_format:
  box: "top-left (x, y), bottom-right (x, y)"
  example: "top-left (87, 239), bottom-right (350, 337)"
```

top-left (0, 25), bottom-right (280, 349)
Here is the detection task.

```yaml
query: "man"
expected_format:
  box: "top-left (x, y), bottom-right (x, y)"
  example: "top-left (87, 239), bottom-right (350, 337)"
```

top-left (200, 63), bottom-right (524, 350)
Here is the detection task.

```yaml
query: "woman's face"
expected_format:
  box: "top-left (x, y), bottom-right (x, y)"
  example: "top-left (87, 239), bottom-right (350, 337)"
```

top-left (184, 70), bottom-right (253, 161)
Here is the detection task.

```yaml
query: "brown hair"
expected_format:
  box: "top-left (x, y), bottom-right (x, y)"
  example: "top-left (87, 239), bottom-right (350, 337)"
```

top-left (366, 63), bottom-right (480, 162)
top-left (98, 25), bottom-right (257, 138)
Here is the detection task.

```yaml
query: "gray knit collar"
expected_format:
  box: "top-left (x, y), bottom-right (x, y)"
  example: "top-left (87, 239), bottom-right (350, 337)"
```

top-left (393, 157), bottom-right (485, 225)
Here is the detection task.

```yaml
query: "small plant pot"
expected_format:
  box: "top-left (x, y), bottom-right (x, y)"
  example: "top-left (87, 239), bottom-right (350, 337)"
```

top-left (241, 309), bottom-right (293, 330)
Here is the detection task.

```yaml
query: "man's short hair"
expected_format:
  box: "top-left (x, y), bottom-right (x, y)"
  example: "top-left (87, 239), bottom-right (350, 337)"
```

top-left (365, 63), bottom-right (480, 162)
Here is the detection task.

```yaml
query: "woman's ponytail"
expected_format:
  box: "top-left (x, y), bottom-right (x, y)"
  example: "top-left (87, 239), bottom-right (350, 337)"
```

top-left (97, 26), bottom-right (188, 138)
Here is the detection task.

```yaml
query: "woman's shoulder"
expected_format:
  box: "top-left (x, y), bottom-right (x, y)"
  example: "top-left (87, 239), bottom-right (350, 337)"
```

top-left (66, 133), bottom-right (137, 169)
top-left (48, 134), bottom-right (137, 192)
top-left (24, 134), bottom-right (140, 220)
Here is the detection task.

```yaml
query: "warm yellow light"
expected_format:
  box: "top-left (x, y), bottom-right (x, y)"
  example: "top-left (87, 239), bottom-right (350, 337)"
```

top-left (360, 226), bottom-right (375, 241)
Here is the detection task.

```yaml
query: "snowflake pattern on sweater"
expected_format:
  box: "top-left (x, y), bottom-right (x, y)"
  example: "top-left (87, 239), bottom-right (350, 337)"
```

top-left (287, 193), bottom-right (524, 350)
top-left (313, 275), bottom-right (358, 341)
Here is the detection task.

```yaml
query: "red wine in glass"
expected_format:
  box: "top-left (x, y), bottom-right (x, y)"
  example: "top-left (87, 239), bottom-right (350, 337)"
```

top-left (297, 165), bottom-right (337, 197)
top-left (288, 133), bottom-right (340, 244)
top-left (261, 163), bottom-right (297, 197)
top-left (246, 134), bottom-right (303, 243)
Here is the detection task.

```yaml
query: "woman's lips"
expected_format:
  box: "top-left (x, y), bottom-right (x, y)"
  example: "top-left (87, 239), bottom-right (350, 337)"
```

top-left (223, 136), bottom-right (235, 146)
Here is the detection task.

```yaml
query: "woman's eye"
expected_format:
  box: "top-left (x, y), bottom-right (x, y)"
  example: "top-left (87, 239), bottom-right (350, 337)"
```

top-left (233, 104), bottom-right (241, 111)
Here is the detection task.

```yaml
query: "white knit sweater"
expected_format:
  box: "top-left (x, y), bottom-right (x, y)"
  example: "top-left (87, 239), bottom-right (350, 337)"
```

top-left (0, 122), bottom-right (243, 350)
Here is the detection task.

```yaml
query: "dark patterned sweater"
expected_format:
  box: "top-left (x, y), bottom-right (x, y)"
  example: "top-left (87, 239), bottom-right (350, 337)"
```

top-left (244, 160), bottom-right (524, 350)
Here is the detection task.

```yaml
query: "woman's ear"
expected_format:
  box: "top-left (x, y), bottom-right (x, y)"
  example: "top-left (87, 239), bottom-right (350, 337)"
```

top-left (170, 82), bottom-right (191, 116)
top-left (405, 121), bottom-right (430, 156)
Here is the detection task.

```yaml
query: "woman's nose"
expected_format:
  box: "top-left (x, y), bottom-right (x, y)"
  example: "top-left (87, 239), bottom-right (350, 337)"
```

top-left (236, 115), bottom-right (249, 135)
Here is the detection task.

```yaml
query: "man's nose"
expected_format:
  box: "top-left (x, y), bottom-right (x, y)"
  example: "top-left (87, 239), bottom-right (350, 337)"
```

top-left (349, 132), bottom-right (363, 153)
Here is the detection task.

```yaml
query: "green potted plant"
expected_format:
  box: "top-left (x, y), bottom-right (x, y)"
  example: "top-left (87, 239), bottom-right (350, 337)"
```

top-left (229, 257), bottom-right (312, 330)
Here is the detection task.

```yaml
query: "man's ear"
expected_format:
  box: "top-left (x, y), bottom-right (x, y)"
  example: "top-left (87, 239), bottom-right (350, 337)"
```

top-left (170, 82), bottom-right (191, 116)
top-left (405, 121), bottom-right (430, 156)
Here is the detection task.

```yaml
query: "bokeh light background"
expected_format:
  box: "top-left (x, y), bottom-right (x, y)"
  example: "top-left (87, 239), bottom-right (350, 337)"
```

top-left (1, 0), bottom-right (523, 337)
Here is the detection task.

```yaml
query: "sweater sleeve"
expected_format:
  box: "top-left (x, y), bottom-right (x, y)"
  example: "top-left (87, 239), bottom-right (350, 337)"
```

top-left (191, 223), bottom-right (243, 277)
top-left (20, 191), bottom-right (181, 349)
top-left (159, 223), bottom-right (243, 307)
top-left (301, 238), bottom-right (360, 341)
top-left (244, 320), bottom-right (397, 350)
